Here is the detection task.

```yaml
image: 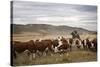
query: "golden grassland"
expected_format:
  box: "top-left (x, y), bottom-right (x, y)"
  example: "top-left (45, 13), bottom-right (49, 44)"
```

top-left (12, 33), bottom-right (97, 42)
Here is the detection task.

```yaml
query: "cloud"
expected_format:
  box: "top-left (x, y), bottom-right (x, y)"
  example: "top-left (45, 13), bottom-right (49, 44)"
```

top-left (12, 1), bottom-right (97, 31)
top-left (77, 5), bottom-right (97, 13)
top-left (36, 16), bottom-right (79, 22)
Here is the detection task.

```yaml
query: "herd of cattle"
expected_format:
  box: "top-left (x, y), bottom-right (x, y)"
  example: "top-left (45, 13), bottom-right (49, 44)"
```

top-left (11, 37), bottom-right (97, 60)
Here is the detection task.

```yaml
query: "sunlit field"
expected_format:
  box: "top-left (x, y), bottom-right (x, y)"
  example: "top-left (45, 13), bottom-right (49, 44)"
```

top-left (12, 32), bottom-right (96, 42)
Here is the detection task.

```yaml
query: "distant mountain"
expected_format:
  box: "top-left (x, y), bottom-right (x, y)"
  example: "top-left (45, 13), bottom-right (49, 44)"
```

top-left (11, 24), bottom-right (95, 35)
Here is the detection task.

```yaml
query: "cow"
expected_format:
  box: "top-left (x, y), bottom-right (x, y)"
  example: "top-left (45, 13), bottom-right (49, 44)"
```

top-left (91, 38), bottom-right (97, 51)
top-left (34, 39), bottom-right (54, 56)
top-left (53, 37), bottom-right (62, 53)
top-left (75, 39), bottom-right (81, 49)
top-left (68, 38), bottom-right (73, 51)
top-left (52, 39), bottom-right (59, 50)
top-left (86, 38), bottom-right (92, 49)
top-left (53, 37), bottom-right (71, 53)
top-left (82, 39), bottom-right (87, 49)
top-left (82, 38), bottom-right (93, 50)
top-left (12, 40), bottom-right (36, 60)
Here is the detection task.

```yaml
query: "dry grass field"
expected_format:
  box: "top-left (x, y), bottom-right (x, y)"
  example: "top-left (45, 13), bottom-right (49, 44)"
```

top-left (12, 33), bottom-right (97, 66)
top-left (12, 32), bottom-right (96, 42)
top-left (13, 50), bottom-right (97, 66)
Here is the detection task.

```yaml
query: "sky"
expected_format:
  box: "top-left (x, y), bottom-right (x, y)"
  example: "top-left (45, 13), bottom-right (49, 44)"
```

top-left (12, 1), bottom-right (97, 31)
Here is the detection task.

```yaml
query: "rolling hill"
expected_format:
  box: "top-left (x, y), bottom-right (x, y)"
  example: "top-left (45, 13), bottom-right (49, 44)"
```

top-left (11, 24), bottom-right (95, 35)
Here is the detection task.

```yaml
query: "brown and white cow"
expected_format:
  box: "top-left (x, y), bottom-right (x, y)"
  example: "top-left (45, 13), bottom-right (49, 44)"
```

top-left (12, 40), bottom-right (36, 60)
top-left (91, 38), bottom-right (97, 51)
top-left (75, 39), bottom-right (81, 49)
top-left (82, 39), bottom-right (87, 49)
top-left (58, 38), bottom-right (71, 51)
top-left (34, 39), bottom-right (54, 56)
top-left (82, 38), bottom-right (94, 50)
top-left (53, 37), bottom-right (71, 53)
